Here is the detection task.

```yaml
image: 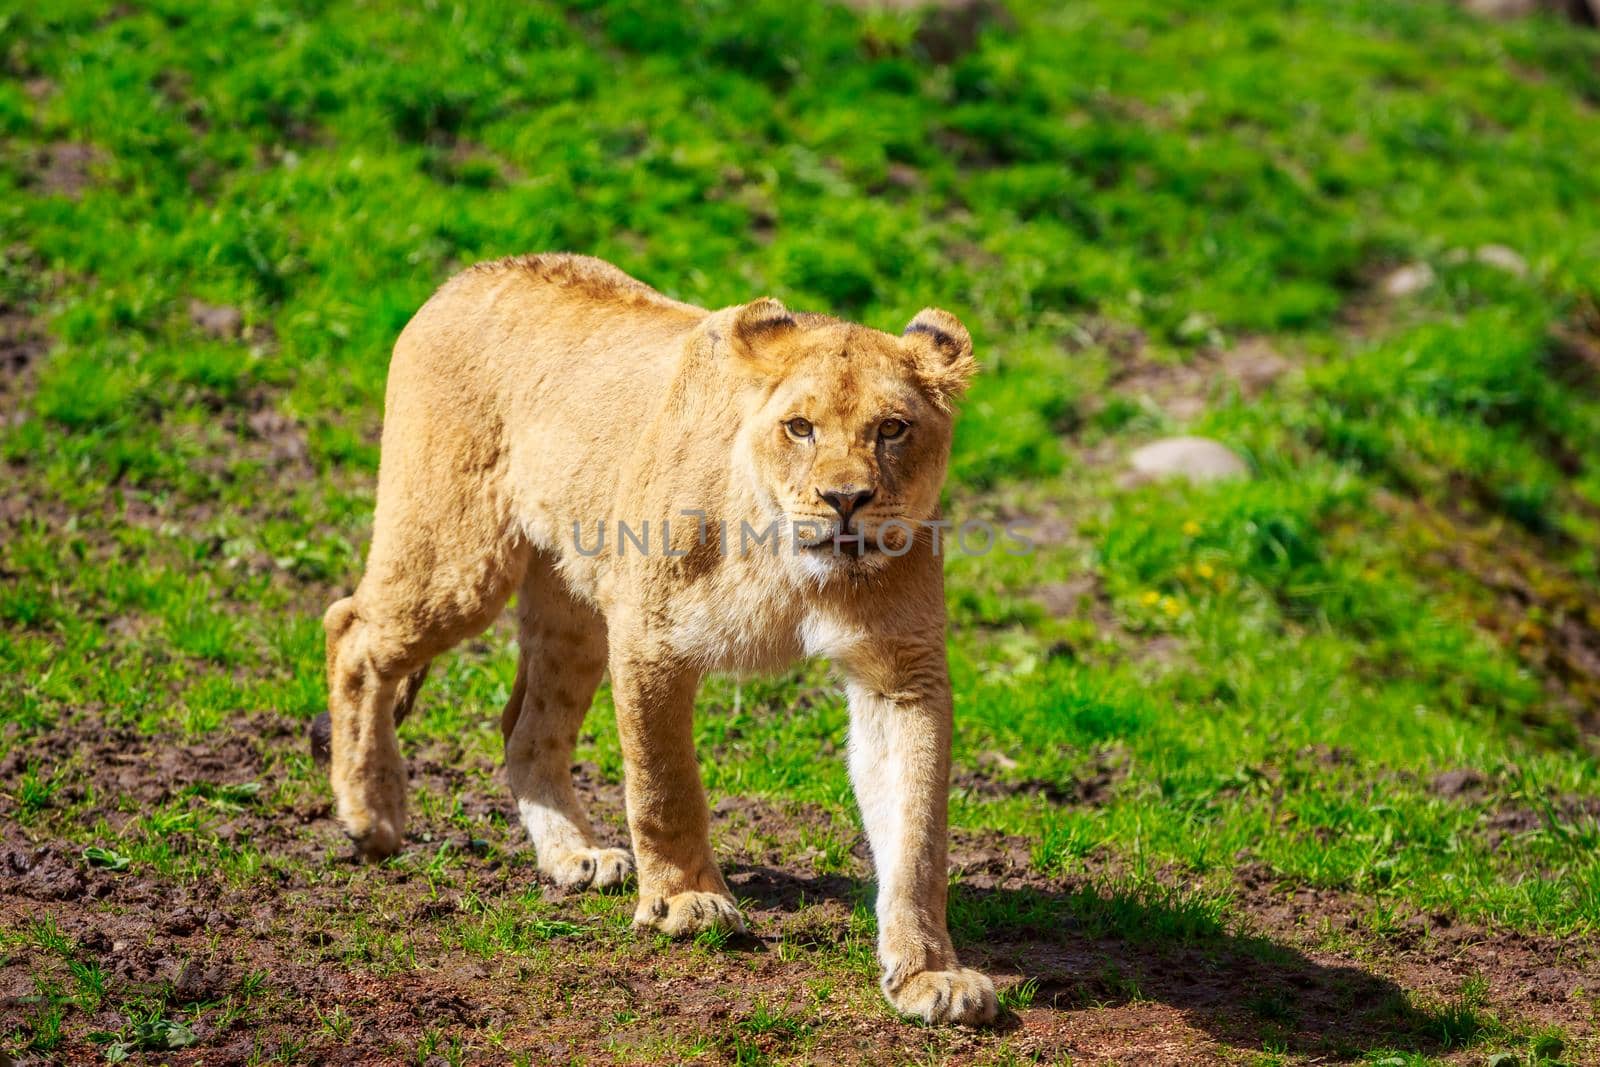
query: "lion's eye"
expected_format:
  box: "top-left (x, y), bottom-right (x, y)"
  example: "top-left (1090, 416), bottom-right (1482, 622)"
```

top-left (784, 417), bottom-right (814, 440)
top-left (878, 418), bottom-right (908, 440)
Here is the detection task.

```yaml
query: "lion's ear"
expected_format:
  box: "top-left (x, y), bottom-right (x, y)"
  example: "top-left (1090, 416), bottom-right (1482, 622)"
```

top-left (903, 308), bottom-right (976, 408)
top-left (724, 297), bottom-right (798, 379)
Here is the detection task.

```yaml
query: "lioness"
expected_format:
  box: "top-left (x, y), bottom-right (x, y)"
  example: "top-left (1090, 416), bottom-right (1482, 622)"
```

top-left (320, 253), bottom-right (995, 1024)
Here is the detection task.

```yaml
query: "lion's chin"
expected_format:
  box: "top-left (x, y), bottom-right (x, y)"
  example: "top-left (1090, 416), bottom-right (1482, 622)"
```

top-left (792, 547), bottom-right (892, 583)
top-left (786, 530), bottom-right (898, 584)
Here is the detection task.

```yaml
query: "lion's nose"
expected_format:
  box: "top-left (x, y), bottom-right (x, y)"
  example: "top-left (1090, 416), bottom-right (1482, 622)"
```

top-left (818, 486), bottom-right (875, 521)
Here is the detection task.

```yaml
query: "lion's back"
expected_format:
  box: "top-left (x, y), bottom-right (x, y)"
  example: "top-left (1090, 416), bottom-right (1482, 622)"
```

top-left (388, 252), bottom-right (705, 411)
top-left (373, 255), bottom-right (710, 582)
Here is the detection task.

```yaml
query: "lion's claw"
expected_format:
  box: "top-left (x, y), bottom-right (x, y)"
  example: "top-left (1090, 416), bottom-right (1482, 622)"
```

top-left (544, 847), bottom-right (633, 890)
top-left (887, 967), bottom-right (998, 1026)
top-left (633, 890), bottom-right (744, 937)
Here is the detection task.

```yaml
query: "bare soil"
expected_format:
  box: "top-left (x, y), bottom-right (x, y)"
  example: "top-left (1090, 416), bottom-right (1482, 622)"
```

top-left (23, 143), bottom-right (106, 201)
top-left (3, 714), bottom-right (1595, 1065)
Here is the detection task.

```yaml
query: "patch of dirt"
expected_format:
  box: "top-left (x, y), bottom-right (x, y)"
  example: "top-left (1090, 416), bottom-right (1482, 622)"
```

top-left (1229, 862), bottom-right (1597, 1044)
top-left (1376, 491), bottom-right (1600, 733)
top-left (420, 141), bottom-right (524, 188)
top-left (1023, 567), bottom-right (1189, 670)
top-left (0, 245), bottom-right (52, 420)
top-left (1064, 314), bottom-right (1147, 366)
top-left (154, 68), bottom-right (211, 138)
top-left (1551, 300), bottom-right (1600, 393)
top-left (241, 406), bottom-right (310, 469)
top-left (1072, 319), bottom-right (1291, 425)
top-left (0, 304), bottom-right (47, 419)
top-left (4, 714), bottom-right (1597, 1065)
top-left (3, 300), bottom-right (336, 638)
top-left (912, 0), bottom-right (1015, 64)
top-left (1219, 336), bottom-right (1292, 395)
top-left (187, 299), bottom-right (277, 357)
top-left (839, 0), bottom-right (1015, 64)
top-left (25, 142), bottom-right (108, 200)
top-left (953, 749), bottom-right (1127, 807)
top-left (1429, 767), bottom-right (1490, 799)
top-left (3, 846), bottom-right (93, 902)
top-left (1032, 573), bottom-right (1101, 617)
top-left (1425, 765), bottom-right (1600, 847)
top-left (187, 299), bottom-right (244, 341)
top-left (1458, 0), bottom-right (1598, 27)
top-left (1479, 793), bottom-right (1600, 848)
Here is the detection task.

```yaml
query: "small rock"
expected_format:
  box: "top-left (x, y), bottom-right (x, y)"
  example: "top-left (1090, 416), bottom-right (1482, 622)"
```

top-left (1381, 262), bottom-right (1435, 298)
top-left (1126, 436), bottom-right (1250, 485)
top-left (1444, 244), bottom-right (1529, 277)
top-left (1473, 244), bottom-right (1528, 276)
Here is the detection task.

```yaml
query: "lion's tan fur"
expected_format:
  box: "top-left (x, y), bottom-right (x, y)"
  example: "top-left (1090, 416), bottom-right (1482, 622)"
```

top-left (323, 253), bottom-right (995, 1023)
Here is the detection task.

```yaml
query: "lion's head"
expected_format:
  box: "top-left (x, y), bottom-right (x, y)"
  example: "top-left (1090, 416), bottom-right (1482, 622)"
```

top-left (718, 298), bottom-right (977, 578)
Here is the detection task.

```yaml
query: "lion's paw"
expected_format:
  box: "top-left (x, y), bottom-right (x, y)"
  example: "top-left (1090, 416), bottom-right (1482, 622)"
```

top-left (887, 967), bottom-right (998, 1026)
top-left (337, 782), bottom-right (405, 862)
top-left (343, 811), bottom-right (404, 862)
top-left (633, 890), bottom-right (744, 937)
top-left (543, 847), bottom-right (633, 890)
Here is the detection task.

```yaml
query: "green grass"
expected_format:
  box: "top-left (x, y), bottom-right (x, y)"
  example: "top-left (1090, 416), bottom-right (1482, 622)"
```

top-left (4, 0), bottom-right (1600, 1062)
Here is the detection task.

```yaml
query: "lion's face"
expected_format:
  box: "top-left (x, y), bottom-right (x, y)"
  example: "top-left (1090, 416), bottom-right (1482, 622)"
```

top-left (725, 301), bottom-right (977, 577)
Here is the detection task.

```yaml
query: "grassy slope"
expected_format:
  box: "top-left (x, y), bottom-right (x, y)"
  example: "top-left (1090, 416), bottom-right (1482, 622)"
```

top-left (2, 0), bottom-right (1600, 1063)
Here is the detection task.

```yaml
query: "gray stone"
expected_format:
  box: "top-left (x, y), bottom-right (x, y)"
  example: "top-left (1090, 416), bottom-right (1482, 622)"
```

top-left (1127, 437), bottom-right (1251, 485)
top-left (1474, 244), bottom-right (1529, 276)
top-left (1382, 262), bottom-right (1435, 298)
top-left (1444, 244), bottom-right (1530, 276)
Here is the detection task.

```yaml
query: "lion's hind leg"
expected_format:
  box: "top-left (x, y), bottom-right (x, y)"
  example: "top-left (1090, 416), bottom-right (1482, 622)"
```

top-left (324, 594), bottom-right (418, 859)
top-left (503, 552), bottom-right (630, 890)
top-left (325, 473), bottom-right (528, 861)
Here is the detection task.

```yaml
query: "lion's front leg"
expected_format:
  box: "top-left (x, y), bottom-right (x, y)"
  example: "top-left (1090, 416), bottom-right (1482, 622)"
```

top-left (609, 637), bottom-right (743, 937)
top-left (844, 645), bottom-right (997, 1026)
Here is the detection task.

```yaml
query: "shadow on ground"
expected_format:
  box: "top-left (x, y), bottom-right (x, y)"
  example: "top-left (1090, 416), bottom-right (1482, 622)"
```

top-left (732, 864), bottom-right (1453, 1060)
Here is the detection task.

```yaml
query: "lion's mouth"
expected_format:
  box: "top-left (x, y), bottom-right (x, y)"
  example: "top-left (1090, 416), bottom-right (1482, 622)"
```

top-left (796, 520), bottom-right (888, 556)
top-left (801, 532), bottom-right (879, 554)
